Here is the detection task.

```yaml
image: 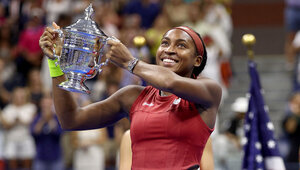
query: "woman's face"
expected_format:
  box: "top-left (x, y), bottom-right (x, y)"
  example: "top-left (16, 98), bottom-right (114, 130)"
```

top-left (156, 29), bottom-right (201, 77)
top-left (12, 88), bottom-right (28, 106)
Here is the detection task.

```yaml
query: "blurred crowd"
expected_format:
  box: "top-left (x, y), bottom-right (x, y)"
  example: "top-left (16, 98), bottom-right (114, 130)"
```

top-left (0, 0), bottom-right (298, 170)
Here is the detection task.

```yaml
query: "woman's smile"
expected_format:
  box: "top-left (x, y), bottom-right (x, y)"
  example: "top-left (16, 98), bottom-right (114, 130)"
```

top-left (161, 56), bottom-right (179, 67)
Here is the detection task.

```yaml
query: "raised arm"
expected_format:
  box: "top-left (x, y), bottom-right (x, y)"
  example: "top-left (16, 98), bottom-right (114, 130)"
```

top-left (106, 40), bottom-right (222, 107)
top-left (39, 24), bottom-right (143, 130)
top-left (106, 37), bottom-right (222, 128)
top-left (51, 76), bottom-right (143, 130)
top-left (133, 61), bottom-right (222, 106)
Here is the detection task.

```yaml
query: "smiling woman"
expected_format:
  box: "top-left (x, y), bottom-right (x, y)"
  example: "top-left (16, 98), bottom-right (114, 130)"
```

top-left (39, 24), bottom-right (222, 169)
top-left (156, 26), bottom-right (207, 79)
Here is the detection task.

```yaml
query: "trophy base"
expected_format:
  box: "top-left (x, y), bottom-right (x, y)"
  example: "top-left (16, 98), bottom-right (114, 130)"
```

top-left (58, 72), bottom-right (91, 94)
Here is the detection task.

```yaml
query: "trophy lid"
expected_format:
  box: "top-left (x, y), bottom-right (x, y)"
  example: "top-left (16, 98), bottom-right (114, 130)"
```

top-left (65, 4), bottom-right (106, 37)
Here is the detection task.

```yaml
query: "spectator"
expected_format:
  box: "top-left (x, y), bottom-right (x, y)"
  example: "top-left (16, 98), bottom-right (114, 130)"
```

top-left (284, 0), bottom-right (300, 71)
top-left (71, 93), bottom-right (108, 170)
top-left (282, 92), bottom-right (300, 170)
top-left (163, 0), bottom-right (189, 27)
top-left (15, 7), bottom-right (45, 79)
top-left (183, 3), bottom-right (232, 131)
top-left (27, 68), bottom-right (44, 111)
top-left (291, 31), bottom-right (300, 91)
top-left (0, 3), bottom-right (6, 26)
top-left (1, 23), bottom-right (27, 94)
top-left (0, 23), bottom-right (13, 61)
top-left (145, 13), bottom-right (171, 61)
top-left (0, 58), bottom-right (12, 109)
top-left (122, 0), bottom-right (161, 29)
top-left (60, 130), bottom-right (74, 170)
top-left (71, 129), bottom-right (108, 170)
top-left (200, 33), bottom-right (230, 102)
top-left (0, 23), bottom-right (19, 92)
top-left (1, 87), bottom-right (36, 170)
top-left (213, 97), bottom-right (248, 170)
top-left (31, 94), bottom-right (64, 170)
top-left (200, 0), bottom-right (233, 39)
top-left (93, 2), bottom-right (121, 38)
top-left (43, 0), bottom-right (71, 26)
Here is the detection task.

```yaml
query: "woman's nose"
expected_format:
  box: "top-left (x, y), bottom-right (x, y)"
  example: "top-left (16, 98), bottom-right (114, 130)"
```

top-left (165, 45), bottom-right (176, 54)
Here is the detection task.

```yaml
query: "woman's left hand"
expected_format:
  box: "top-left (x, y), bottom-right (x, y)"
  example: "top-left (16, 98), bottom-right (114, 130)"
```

top-left (106, 38), bottom-right (135, 70)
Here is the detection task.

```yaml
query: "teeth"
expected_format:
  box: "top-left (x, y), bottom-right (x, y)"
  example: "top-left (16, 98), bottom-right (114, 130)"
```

top-left (163, 58), bottom-right (175, 63)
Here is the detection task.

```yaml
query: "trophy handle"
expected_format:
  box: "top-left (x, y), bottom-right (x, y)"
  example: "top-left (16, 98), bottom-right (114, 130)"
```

top-left (87, 57), bottom-right (108, 79)
top-left (98, 36), bottom-right (120, 71)
top-left (86, 36), bottom-right (119, 79)
top-left (52, 29), bottom-right (64, 66)
top-left (95, 58), bottom-right (109, 74)
top-left (93, 36), bottom-right (119, 74)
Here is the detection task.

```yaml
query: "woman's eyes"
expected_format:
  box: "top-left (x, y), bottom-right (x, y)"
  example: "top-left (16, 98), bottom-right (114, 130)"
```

top-left (177, 43), bottom-right (186, 48)
top-left (161, 41), bottom-right (168, 46)
top-left (160, 41), bottom-right (187, 48)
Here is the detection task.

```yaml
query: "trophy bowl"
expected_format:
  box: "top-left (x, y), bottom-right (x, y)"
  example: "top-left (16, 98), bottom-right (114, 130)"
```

top-left (52, 4), bottom-right (112, 94)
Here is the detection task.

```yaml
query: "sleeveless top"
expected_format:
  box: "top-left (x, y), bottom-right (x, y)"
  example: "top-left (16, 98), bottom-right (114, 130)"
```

top-left (130, 86), bottom-right (214, 170)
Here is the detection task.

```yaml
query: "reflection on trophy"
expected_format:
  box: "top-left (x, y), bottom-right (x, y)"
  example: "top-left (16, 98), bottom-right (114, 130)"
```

top-left (52, 4), bottom-right (113, 94)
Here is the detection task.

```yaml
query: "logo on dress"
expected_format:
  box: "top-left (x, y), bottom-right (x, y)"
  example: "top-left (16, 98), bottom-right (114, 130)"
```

top-left (142, 102), bottom-right (154, 107)
top-left (173, 98), bottom-right (181, 105)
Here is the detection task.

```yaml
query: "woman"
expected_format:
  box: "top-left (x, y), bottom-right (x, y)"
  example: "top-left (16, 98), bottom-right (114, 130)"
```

top-left (70, 93), bottom-right (108, 170)
top-left (39, 23), bottom-right (222, 169)
top-left (1, 87), bottom-right (36, 170)
top-left (119, 130), bottom-right (214, 170)
top-left (31, 94), bottom-right (64, 170)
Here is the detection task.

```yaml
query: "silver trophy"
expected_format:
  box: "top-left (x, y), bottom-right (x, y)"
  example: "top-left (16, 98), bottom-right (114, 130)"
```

top-left (52, 4), bottom-right (114, 94)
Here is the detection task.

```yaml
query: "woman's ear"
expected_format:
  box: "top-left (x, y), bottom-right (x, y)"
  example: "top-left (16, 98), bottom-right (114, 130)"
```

top-left (194, 55), bottom-right (202, 67)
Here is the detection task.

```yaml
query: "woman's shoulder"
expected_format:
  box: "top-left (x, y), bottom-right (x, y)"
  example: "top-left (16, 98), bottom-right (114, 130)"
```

top-left (196, 76), bottom-right (222, 103)
top-left (197, 76), bottom-right (222, 91)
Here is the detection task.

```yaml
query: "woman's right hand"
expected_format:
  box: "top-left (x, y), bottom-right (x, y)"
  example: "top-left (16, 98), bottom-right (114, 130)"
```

top-left (39, 22), bottom-right (61, 60)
